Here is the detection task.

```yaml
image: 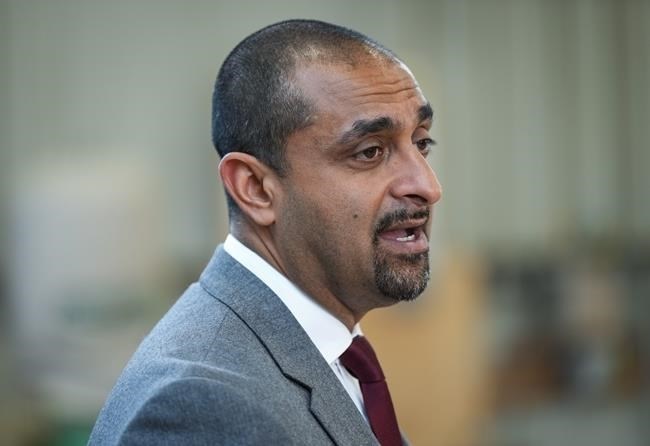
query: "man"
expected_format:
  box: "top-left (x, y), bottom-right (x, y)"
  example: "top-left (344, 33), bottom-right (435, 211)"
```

top-left (89, 19), bottom-right (441, 446)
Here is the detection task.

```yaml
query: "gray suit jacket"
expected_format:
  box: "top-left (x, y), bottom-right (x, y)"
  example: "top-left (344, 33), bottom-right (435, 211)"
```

top-left (88, 246), bottom-right (381, 445)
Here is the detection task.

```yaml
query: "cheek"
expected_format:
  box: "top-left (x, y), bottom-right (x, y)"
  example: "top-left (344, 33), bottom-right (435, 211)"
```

top-left (290, 172), bottom-right (384, 239)
top-left (325, 186), bottom-right (381, 233)
top-left (320, 191), bottom-right (363, 228)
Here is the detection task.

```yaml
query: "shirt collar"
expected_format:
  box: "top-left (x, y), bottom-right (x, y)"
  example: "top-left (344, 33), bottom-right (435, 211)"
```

top-left (223, 234), bottom-right (361, 364)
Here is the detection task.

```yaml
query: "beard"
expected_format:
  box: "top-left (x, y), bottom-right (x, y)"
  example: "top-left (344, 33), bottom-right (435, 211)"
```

top-left (373, 251), bottom-right (430, 301)
top-left (372, 209), bottom-right (431, 302)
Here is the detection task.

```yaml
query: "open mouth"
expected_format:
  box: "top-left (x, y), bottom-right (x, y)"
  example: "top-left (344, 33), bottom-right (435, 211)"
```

top-left (396, 227), bottom-right (417, 242)
top-left (377, 221), bottom-right (429, 256)
top-left (373, 209), bottom-right (431, 253)
top-left (378, 222), bottom-right (426, 243)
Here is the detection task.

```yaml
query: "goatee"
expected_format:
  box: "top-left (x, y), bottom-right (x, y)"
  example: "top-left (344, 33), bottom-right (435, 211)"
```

top-left (372, 208), bottom-right (431, 301)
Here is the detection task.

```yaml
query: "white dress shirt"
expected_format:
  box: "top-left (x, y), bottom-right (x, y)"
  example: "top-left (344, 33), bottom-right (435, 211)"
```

top-left (223, 234), bottom-right (367, 420)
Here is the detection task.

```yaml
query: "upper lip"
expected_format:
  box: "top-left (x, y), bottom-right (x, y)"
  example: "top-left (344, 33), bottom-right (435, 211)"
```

top-left (381, 217), bottom-right (428, 232)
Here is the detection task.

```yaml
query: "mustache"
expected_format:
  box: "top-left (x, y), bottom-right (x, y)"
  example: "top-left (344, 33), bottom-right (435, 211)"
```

top-left (374, 208), bottom-right (430, 236)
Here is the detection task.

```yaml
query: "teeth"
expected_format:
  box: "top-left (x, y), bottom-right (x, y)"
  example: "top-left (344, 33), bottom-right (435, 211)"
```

top-left (396, 234), bottom-right (416, 242)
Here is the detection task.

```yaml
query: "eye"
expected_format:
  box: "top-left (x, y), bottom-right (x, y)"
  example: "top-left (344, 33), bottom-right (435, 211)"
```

top-left (415, 138), bottom-right (436, 155)
top-left (355, 146), bottom-right (385, 161)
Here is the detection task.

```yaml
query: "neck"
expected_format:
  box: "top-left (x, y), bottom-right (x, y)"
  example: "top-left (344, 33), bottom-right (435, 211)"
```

top-left (230, 220), bottom-right (362, 331)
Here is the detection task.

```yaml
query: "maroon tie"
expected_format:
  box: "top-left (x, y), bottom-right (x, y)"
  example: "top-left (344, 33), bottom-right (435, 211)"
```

top-left (340, 336), bottom-right (402, 446)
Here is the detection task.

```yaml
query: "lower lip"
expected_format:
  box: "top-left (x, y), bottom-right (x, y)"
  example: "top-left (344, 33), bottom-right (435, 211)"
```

top-left (377, 228), bottom-right (429, 254)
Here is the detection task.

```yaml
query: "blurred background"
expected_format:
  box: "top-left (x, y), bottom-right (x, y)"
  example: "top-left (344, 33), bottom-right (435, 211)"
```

top-left (1, 0), bottom-right (648, 445)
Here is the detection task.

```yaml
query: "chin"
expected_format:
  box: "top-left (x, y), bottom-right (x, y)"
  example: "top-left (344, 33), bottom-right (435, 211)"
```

top-left (373, 251), bottom-right (430, 302)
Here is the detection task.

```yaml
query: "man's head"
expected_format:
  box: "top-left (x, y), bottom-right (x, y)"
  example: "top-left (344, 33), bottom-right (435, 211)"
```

top-left (212, 19), bottom-right (398, 215)
top-left (214, 20), bottom-right (442, 325)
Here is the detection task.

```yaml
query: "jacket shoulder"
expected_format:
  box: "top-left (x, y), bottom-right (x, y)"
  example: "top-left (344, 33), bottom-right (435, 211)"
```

top-left (107, 377), bottom-right (293, 446)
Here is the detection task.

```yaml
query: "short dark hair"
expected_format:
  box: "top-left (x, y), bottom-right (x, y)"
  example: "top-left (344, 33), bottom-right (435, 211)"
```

top-left (211, 19), bottom-right (398, 215)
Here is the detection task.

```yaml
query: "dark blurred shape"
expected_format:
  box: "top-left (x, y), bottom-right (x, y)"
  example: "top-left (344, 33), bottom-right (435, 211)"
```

top-left (485, 240), bottom-right (649, 445)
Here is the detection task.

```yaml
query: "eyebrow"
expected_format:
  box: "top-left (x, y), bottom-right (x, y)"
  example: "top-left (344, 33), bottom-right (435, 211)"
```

top-left (336, 116), bottom-right (395, 146)
top-left (418, 102), bottom-right (434, 123)
top-left (337, 102), bottom-right (434, 146)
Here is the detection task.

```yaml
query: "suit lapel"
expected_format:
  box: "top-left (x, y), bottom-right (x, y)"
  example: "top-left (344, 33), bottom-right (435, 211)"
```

top-left (199, 246), bottom-right (378, 446)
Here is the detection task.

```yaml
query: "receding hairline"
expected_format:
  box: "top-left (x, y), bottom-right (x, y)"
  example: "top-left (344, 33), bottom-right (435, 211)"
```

top-left (245, 19), bottom-right (403, 84)
top-left (271, 39), bottom-right (407, 131)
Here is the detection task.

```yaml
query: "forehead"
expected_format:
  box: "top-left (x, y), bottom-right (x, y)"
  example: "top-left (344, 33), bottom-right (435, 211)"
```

top-left (293, 59), bottom-right (428, 130)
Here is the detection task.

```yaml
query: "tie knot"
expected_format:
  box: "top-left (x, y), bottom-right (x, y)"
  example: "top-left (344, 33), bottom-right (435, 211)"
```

top-left (340, 336), bottom-right (385, 383)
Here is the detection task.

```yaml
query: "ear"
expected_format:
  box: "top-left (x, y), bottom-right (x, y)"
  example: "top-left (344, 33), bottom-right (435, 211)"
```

top-left (218, 152), bottom-right (280, 227)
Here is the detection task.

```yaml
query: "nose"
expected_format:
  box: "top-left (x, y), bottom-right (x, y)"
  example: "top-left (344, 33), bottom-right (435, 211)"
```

top-left (389, 146), bottom-right (442, 206)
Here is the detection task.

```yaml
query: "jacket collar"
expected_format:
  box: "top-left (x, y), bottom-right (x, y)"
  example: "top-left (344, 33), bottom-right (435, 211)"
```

top-left (199, 246), bottom-right (378, 446)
